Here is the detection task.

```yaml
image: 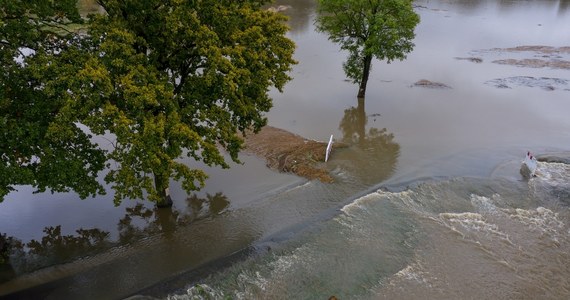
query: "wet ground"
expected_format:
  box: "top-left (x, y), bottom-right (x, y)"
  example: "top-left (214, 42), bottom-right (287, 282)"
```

top-left (244, 126), bottom-right (346, 183)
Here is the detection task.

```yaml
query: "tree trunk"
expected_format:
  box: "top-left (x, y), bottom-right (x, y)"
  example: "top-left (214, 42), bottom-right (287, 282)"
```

top-left (155, 207), bottom-right (176, 237)
top-left (356, 96), bottom-right (366, 146)
top-left (357, 54), bottom-right (373, 98)
top-left (154, 172), bottom-right (173, 208)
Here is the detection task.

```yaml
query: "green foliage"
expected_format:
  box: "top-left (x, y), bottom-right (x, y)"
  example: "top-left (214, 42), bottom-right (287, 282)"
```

top-left (1, 1), bottom-right (296, 206)
top-left (1, 1), bottom-right (105, 200)
top-left (316, 0), bottom-right (419, 91)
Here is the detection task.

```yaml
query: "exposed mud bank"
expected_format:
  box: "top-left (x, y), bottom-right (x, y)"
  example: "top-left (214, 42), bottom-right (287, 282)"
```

top-left (457, 45), bottom-right (570, 90)
top-left (455, 57), bottom-right (483, 63)
top-left (493, 58), bottom-right (570, 70)
top-left (470, 45), bottom-right (570, 70)
top-left (492, 46), bottom-right (570, 55)
top-left (244, 126), bottom-right (346, 183)
top-left (486, 76), bottom-right (570, 91)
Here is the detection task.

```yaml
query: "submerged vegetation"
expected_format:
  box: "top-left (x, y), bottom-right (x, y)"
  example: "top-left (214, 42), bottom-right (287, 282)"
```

top-left (245, 126), bottom-right (346, 182)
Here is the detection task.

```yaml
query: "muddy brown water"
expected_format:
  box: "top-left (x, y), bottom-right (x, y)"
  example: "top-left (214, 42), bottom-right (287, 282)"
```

top-left (2, 0), bottom-right (570, 299)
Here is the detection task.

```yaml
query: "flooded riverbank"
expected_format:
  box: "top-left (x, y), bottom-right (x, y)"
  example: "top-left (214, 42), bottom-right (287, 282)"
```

top-left (2, 0), bottom-right (570, 298)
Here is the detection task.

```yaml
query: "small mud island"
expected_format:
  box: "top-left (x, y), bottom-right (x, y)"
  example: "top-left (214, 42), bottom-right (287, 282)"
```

top-left (461, 45), bottom-right (570, 91)
top-left (244, 126), bottom-right (345, 183)
top-left (485, 76), bottom-right (570, 91)
top-left (493, 58), bottom-right (570, 70)
top-left (472, 45), bottom-right (570, 70)
top-left (455, 57), bottom-right (483, 63)
top-left (412, 79), bottom-right (452, 89)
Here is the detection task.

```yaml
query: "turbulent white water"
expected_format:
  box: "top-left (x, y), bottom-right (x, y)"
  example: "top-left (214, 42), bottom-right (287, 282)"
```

top-left (168, 158), bottom-right (570, 300)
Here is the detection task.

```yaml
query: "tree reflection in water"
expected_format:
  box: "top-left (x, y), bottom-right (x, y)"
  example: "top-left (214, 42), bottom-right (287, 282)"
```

top-left (0, 192), bottom-right (229, 283)
top-left (184, 192), bottom-right (230, 221)
top-left (118, 192), bottom-right (230, 241)
top-left (559, 0), bottom-right (570, 14)
top-left (336, 97), bottom-right (400, 185)
top-left (5, 226), bottom-right (111, 277)
top-left (1, 233), bottom-right (16, 282)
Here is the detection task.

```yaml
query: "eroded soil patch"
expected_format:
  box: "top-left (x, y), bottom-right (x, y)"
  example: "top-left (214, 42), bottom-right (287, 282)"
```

top-left (244, 126), bottom-right (346, 183)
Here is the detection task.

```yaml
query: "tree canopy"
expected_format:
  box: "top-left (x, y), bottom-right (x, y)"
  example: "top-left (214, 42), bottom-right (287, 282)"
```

top-left (1, 0), bottom-right (296, 206)
top-left (1, 0), bottom-right (106, 200)
top-left (316, 0), bottom-right (419, 97)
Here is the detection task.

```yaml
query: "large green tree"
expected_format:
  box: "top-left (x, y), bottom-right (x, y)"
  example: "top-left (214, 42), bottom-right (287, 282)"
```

top-left (316, 0), bottom-right (419, 98)
top-left (1, 1), bottom-right (296, 207)
top-left (1, 1), bottom-right (107, 200)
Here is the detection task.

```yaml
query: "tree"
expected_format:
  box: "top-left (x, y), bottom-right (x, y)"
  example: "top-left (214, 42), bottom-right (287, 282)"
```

top-left (1, 1), bottom-right (107, 200)
top-left (316, 0), bottom-right (419, 98)
top-left (1, 1), bottom-right (296, 207)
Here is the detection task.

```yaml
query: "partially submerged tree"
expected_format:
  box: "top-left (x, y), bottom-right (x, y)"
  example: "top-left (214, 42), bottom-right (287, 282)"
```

top-left (316, 0), bottom-right (419, 98)
top-left (1, 1), bottom-right (296, 207)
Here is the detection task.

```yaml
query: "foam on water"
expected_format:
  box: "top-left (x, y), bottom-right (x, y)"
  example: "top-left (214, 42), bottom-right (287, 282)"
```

top-left (508, 207), bottom-right (565, 245)
top-left (527, 160), bottom-right (570, 208)
top-left (167, 284), bottom-right (225, 300)
top-left (534, 161), bottom-right (570, 185)
top-left (390, 260), bottom-right (432, 287)
top-left (470, 193), bottom-right (501, 214)
top-left (163, 188), bottom-right (418, 299)
top-left (357, 167), bottom-right (570, 299)
top-left (340, 192), bottom-right (383, 215)
top-left (437, 210), bottom-right (512, 243)
top-left (161, 158), bottom-right (570, 300)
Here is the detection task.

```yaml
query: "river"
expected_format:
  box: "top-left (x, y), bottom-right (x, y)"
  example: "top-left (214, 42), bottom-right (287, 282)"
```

top-left (1, 0), bottom-right (570, 299)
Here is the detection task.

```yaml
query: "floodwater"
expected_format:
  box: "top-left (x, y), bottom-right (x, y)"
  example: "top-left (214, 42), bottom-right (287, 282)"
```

top-left (2, 0), bottom-right (570, 299)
